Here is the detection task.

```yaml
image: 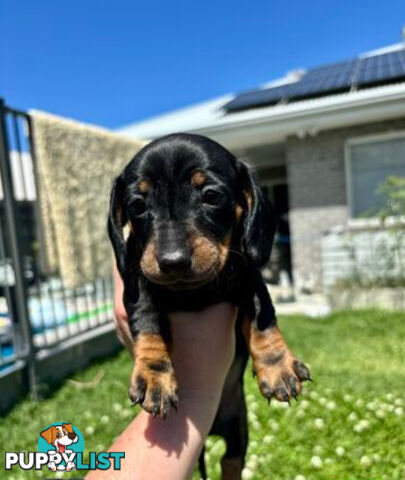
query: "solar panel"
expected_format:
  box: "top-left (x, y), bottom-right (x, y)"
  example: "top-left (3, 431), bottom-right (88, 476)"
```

top-left (223, 48), bottom-right (405, 113)
top-left (356, 50), bottom-right (405, 86)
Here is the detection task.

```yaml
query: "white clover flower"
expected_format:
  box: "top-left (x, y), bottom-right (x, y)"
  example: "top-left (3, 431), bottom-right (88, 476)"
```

top-left (84, 411), bottom-right (93, 419)
top-left (296, 410), bottom-right (305, 418)
top-left (242, 467), bottom-right (254, 479)
top-left (113, 402), bottom-right (122, 412)
top-left (300, 399), bottom-right (310, 409)
top-left (353, 419), bottom-right (370, 433)
top-left (250, 440), bottom-right (258, 449)
top-left (96, 444), bottom-right (105, 451)
top-left (375, 409), bottom-right (386, 419)
top-left (295, 475), bottom-right (306, 480)
top-left (366, 402), bottom-right (376, 411)
top-left (100, 415), bottom-right (110, 424)
top-left (355, 399), bottom-right (364, 407)
top-left (314, 418), bottom-right (325, 429)
top-left (250, 401), bottom-right (259, 412)
top-left (246, 394), bottom-right (255, 403)
top-left (348, 412), bottom-right (358, 422)
top-left (248, 412), bottom-right (258, 422)
top-left (120, 409), bottom-right (132, 418)
top-left (325, 458), bottom-right (332, 465)
top-left (335, 446), bottom-right (345, 456)
top-left (247, 454), bottom-right (259, 469)
top-left (372, 453), bottom-right (381, 462)
top-left (310, 455), bottom-right (323, 469)
top-left (206, 437), bottom-right (214, 448)
top-left (343, 394), bottom-right (352, 402)
top-left (386, 393), bottom-right (394, 401)
top-left (85, 425), bottom-right (95, 435)
top-left (318, 397), bottom-right (327, 406)
top-left (268, 420), bottom-right (279, 431)
top-left (387, 404), bottom-right (395, 412)
top-left (263, 435), bottom-right (274, 444)
top-left (360, 455), bottom-right (372, 466)
top-left (394, 407), bottom-right (403, 416)
top-left (252, 420), bottom-right (261, 431)
top-left (326, 401), bottom-right (336, 410)
top-left (309, 391), bottom-right (319, 400)
top-left (313, 445), bottom-right (323, 454)
top-left (394, 398), bottom-right (403, 406)
top-left (380, 402), bottom-right (390, 411)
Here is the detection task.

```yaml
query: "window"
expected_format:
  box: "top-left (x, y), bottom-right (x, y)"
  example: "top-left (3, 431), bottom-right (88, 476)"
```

top-left (346, 133), bottom-right (405, 218)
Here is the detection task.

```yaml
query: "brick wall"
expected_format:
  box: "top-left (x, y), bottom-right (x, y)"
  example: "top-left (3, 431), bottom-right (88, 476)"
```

top-left (286, 117), bottom-right (405, 291)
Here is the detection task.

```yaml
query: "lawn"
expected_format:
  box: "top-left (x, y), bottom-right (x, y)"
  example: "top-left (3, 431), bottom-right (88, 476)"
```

top-left (1, 310), bottom-right (404, 479)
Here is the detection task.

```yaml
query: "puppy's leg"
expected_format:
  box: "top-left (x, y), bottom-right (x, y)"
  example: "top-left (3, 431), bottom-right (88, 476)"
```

top-left (220, 391), bottom-right (248, 480)
top-left (126, 284), bottom-right (178, 417)
top-left (243, 268), bottom-right (311, 403)
top-left (210, 346), bottom-right (248, 480)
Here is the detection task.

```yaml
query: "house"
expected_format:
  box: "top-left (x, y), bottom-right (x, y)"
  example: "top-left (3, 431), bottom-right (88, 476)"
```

top-left (118, 41), bottom-right (405, 293)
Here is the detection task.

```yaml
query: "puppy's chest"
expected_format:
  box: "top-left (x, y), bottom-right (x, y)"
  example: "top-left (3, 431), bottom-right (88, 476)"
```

top-left (148, 266), bottom-right (252, 313)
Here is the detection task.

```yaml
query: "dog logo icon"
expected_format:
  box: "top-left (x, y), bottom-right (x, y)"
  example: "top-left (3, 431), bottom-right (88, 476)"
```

top-left (38, 422), bottom-right (84, 472)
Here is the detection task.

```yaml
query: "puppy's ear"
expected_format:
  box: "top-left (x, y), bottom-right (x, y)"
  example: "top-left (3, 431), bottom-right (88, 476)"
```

top-left (62, 423), bottom-right (74, 433)
top-left (238, 160), bottom-right (276, 266)
top-left (108, 174), bottom-right (128, 276)
top-left (40, 426), bottom-right (56, 445)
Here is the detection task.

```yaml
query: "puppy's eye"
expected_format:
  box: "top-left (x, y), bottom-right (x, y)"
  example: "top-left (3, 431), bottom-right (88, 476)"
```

top-left (128, 197), bottom-right (147, 216)
top-left (56, 432), bottom-right (60, 438)
top-left (202, 188), bottom-right (224, 206)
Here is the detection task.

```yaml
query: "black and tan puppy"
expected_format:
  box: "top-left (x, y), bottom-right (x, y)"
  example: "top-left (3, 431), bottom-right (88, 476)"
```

top-left (108, 133), bottom-right (310, 479)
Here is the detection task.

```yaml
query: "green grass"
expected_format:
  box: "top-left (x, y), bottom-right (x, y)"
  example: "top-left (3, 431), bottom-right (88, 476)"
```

top-left (1, 310), bottom-right (404, 479)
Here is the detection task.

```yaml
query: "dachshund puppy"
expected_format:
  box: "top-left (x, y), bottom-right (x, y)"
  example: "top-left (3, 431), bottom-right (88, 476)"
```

top-left (108, 133), bottom-right (310, 479)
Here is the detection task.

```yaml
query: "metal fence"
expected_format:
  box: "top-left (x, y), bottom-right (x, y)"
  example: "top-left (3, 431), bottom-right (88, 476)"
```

top-left (0, 99), bottom-right (115, 397)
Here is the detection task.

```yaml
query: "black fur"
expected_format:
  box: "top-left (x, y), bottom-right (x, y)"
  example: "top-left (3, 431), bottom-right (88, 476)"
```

top-left (108, 133), bottom-right (277, 478)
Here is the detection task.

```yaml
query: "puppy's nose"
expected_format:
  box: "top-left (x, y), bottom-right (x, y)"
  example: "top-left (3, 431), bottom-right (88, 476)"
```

top-left (158, 250), bottom-right (191, 273)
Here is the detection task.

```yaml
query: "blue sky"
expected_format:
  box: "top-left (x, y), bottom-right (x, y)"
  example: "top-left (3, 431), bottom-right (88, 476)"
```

top-left (1, 1), bottom-right (404, 129)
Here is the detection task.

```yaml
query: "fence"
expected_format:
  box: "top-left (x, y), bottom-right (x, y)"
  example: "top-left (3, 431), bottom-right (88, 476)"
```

top-left (321, 224), bottom-right (405, 288)
top-left (0, 99), bottom-right (118, 408)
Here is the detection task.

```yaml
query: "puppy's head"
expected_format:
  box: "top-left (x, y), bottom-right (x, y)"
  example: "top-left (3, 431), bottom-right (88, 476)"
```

top-left (40, 424), bottom-right (78, 453)
top-left (108, 133), bottom-right (275, 289)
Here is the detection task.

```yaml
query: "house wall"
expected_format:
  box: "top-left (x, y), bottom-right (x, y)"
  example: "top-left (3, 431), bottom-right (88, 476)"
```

top-left (286, 117), bottom-right (405, 291)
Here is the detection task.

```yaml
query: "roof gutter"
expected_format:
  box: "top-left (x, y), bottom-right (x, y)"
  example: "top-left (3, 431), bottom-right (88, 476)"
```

top-left (189, 83), bottom-right (405, 149)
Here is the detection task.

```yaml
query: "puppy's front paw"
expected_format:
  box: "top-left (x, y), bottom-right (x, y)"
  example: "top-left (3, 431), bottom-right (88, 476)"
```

top-left (129, 360), bottom-right (178, 417)
top-left (254, 351), bottom-right (311, 403)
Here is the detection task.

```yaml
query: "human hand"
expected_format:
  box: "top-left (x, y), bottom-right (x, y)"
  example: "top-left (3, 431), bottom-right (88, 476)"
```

top-left (112, 264), bottom-right (134, 355)
top-left (91, 268), bottom-right (236, 480)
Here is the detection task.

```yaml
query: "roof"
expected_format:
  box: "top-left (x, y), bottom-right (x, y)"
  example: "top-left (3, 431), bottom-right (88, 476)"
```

top-left (118, 43), bottom-right (405, 147)
top-left (224, 44), bottom-right (405, 112)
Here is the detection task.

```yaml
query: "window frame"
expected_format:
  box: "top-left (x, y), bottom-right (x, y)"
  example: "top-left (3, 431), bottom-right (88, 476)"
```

top-left (344, 130), bottom-right (405, 222)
